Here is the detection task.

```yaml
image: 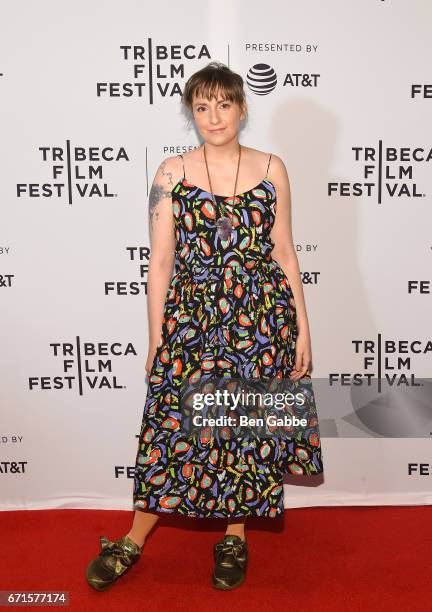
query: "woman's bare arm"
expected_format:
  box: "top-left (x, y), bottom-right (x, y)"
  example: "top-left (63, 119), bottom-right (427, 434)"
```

top-left (269, 154), bottom-right (312, 377)
top-left (146, 157), bottom-right (178, 354)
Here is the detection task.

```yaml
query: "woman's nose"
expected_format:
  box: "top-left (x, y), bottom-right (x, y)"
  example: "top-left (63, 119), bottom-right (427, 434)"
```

top-left (208, 110), bottom-right (221, 123)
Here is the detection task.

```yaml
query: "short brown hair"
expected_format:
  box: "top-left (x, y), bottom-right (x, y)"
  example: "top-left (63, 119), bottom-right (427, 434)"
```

top-left (181, 61), bottom-right (247, 119)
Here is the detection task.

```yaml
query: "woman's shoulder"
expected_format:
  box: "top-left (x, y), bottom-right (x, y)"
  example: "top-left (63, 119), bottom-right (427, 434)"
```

top-left (154, 153), bottom-right (185, 186)
top-left (156, 149), bottom-right (202, 185)
top-left (241, 147), bottom-right (285, 182)
top-left (243, 146), bottom-right (283, 166)
top-left (158, 152), bottom-right (185, 167)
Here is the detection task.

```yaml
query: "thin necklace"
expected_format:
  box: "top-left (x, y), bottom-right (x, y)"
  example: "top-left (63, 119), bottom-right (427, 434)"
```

top-left (203, 143), bottom-right (241, 241)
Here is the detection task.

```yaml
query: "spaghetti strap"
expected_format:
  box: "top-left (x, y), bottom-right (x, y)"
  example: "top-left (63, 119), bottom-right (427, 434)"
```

top-left (265, 153), bottom-right (272, 179)
top-left (178, 154), bottom-right (185, 179)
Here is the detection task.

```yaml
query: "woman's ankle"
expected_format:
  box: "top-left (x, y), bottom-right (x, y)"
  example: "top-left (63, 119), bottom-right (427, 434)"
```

top-left (224, 529), bottom-right (246, 542)
top-left (125, 531), bottom-right (146, 549)
top-left (225, 517), bottom-right (246, 542)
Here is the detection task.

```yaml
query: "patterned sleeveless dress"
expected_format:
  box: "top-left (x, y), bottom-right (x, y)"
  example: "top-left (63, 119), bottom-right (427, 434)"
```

top-left (133, 153), bottom-right (323, 518)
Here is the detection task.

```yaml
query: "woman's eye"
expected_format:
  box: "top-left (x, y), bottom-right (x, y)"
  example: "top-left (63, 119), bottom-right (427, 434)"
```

top-left (195, 103), bottom-right (229, 111)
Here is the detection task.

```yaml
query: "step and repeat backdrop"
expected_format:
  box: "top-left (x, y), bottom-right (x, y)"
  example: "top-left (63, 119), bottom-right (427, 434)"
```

top-left (1, 0), bottom-right (432, 511)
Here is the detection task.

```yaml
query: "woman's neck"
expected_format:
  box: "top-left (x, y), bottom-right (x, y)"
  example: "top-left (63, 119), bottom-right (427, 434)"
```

top-left (200, 138), bottom-right (241, 162)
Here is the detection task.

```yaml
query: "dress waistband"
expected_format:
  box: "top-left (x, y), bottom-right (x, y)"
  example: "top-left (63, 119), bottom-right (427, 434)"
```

top-left (175, 258), bottom-right (276, 280)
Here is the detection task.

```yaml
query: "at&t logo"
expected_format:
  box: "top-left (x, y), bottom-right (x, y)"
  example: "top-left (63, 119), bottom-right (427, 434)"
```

top-left (246, 62), bottom-right (320, 96)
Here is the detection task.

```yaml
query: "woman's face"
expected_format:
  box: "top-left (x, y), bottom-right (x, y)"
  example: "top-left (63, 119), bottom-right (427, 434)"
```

top-left (191, 88), bottom-right (246, 144)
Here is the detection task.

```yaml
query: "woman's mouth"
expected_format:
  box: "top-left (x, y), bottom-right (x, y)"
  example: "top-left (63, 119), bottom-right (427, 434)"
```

top-left (209, 128), bottom-right (226, 132)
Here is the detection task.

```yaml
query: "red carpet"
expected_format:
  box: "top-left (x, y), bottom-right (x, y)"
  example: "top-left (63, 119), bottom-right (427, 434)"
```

top-left (1, 506), bottom-right (431, 611)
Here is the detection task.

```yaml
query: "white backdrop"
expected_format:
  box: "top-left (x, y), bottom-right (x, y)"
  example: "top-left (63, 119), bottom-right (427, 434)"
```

top-left (1, 0), bottom-right (432, 511)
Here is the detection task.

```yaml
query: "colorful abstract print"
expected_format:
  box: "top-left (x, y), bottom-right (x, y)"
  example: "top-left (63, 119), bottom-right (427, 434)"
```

top-left (133, 174), bottom-right (324, 518)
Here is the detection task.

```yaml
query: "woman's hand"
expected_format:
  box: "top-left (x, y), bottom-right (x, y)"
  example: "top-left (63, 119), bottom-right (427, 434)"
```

top-left (145, 346), bottom-right (158, 379)
top-left (289, 327), bottom-right (312, 380)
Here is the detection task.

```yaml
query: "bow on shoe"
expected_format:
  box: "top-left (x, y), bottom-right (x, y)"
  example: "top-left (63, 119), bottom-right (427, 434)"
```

top-left (99, 535), bottom-right (138, 568)
top-left (100, 535), bottom-right (115, 552)
top-left (214, 540), bottom-right (247, 567)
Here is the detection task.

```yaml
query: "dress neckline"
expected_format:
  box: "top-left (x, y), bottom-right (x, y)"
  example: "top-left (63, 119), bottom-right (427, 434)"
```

top-left (172, 177), bottom-right (275, 199)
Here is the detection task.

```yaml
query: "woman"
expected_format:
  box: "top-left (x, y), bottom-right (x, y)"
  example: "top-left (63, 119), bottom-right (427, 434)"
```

top-left (86, 61), bottom-right (323, 592)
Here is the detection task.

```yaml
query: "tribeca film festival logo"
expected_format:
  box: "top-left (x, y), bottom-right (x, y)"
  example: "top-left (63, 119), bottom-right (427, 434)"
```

top-left (245, 62), bottom-right (320, 96)
top-left (16, 142), bottom-right (129, 206)
top-left (96, 42), bottom-right (211, 102)
top-left (28, 337), bottom-right (137, 396)
top-left (329, 333), bottom-right (430, 392)
top-left (104, 246), bottom-right (150, 296)
top-left (328, 141), bottom-right (429, 205)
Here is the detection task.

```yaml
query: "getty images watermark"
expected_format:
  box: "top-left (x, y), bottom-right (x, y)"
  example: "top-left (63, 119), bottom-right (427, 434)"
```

top-left (176, 375), bottom-right (432, 439)
top-left (178, 377), bottom-right (320, 441)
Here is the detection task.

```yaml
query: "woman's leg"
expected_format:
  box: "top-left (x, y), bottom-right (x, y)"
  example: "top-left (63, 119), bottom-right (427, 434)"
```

top-left (125, 509), bottom-right (160, 547)
top-left (86, 509), bottom-right (158, 590)
top-left (225, 516), bottom-right (246, 541)
top-left (212, 516), bottom-right (248, 589)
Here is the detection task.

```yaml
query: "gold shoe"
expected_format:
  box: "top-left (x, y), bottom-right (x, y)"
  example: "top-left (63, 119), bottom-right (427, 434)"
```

top-left (86, 535), bottom-right (143, 591)
top-left (212, 534), bottom-right (248, 590)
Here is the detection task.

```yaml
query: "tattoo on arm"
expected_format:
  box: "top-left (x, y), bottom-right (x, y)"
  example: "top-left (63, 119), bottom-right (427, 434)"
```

top-left (148, 161), bottom-right (174, 233)
top-left (159, 159), bottom-right (175, 187)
